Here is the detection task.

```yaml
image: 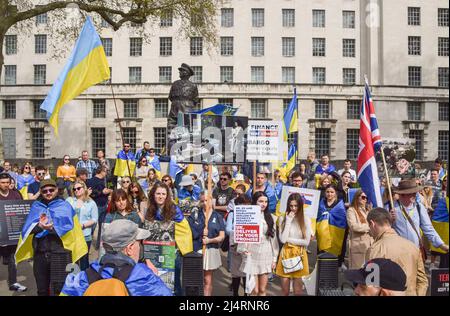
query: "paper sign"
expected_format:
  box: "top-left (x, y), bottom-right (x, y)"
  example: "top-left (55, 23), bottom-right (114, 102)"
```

top-left (234, 205), bottom-right (262, 243)
top-left (279, 186), bottom-right (320, 221)
top-left (247, 121), bottom-right (283, 162)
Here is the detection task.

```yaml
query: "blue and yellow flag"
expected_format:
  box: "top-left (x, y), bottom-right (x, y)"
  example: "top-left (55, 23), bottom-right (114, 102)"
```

top-left (277, 143), bottom-right (297, 182)
top-left (15, 199), bottom-right (87, 264)
top-left (316, 199), bottom-right (347, 257)
top-left (430, 197), bottom-right (449, 254)
top-left (283, 89), bottom-right (298, 141)
top-left (40, 16), bottom-right (110, 135)
top-left (191, 104), bottom-right (238, 116)
top-left (114, 150), bottom-right (136, 177)
top-left (17, 175), bottom-right (35, 200)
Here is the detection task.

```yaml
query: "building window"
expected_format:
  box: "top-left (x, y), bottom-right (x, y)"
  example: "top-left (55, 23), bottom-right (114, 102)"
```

top-left (251, 99), bottom-right (267, 118)
top-left (343, 68), bottom-right (356, 85)
top-left (31, 128), bottom-right (45, 158)
top-left (159, 67), bottom-right (172, 83)
top-left (282, 37), bottom-right (295, 57)
top-left (91, 128), bottom-right (106, 157)
top-left (218, 98), bottom-right (233, 106)
top-left (438, 37), bottom-right (449, 57)
top-left (313, 67), bottom-right (326, 84)
top-left (221, 37), bottom-right (234, 56)
top-left (34, 34), bottom-right (47, 54)
top-left (159, 37), bottom-right (172, 56)
top-left (343, 39), bottom-right (355, 57)
top-left (251, 37), bottom-right (265, 57)
top-left (123, 100), bottom-right (138, 118)
top-left (439, 67), bottom-right (449, 88)
top-left (408, 36), bottom-right (421, 55)
top-left (343, 11), bottom-right (355, 28)
top-left (5, 35), bottom-right (17, 55)
top-left (251, 66), bottom-right (264, 83)
top-left (313, 38), bottom-right (326, 56)
top-left (154, 127), bottom-right (167, 154)
top-left (282, 9), bottom-right (295, 27)
top-left (221, 8), bottom-right (234, 27)
top-left (101, 38), bottom-right (112, 56)
top-left (220, 66), bottom-right (233, 83)
top-left (438, 131), bottom-right (449, 160)
top-left (36, 12), bottom-right (47, 25)
top-left (3, 100), bottom-right (16, 119)
top-left (122, 128), bottom-right (137, 152)
top-left (191, 66), bottom-right (203, 83)
top-left (4, 65), bottom-right (16, 85)
top-left (347, 100), bottom-right (360, 119)
top-left (129, 67), bottom-right (142, 84)
top-left (155, 99), bottom-right (168, 118)
top-left (130, 37), bottom-right (142, 56)
top-left (407, 102), bottom-right (423, 121)
top-left (33, 100), bottom-right (46, 119)
top-left (408, 7), bottom-right (421, 26)
top-left (190, 37), bottom-right (203, 56)
top-left (34, 65), bottom-right (46, 84)
top-left (315, 128), bottom-right (330, 158)
top-left (93, 99), bottom-right (106, 118)
top-left (313, 9), bottom-right (325, 27)
top-left (315, 100), bottom-right (330, 119)
top-left (252, 8), bottom-right (264, 27)
top-left (347, 129), bottom-right (359, 160)
top-left (282, 67), bottom-right (295, 84)
top-left (408, 66), bottom-right (421, 86)
top-left (409, 130), bottom-right (424, 160)
top-left (439, 102), bottom-right (449, 121)
top-left (160, 10), bottom-right (173, 27)
top-left (438, 8), bottom-right (449, 27)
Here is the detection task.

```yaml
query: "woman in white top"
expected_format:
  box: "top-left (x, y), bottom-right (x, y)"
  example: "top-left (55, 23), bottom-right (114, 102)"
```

top-left (275, 193), bottom-right (311, 296)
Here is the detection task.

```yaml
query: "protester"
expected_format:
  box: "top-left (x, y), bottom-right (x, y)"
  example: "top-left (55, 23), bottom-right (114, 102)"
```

top-left (318, 174), bottom-right (333, 199)
top-left (129, 181), bottom-right (148, 222)
top-left (245, 172), bottom-right (278, 214)
top-left (289, 171), bottom-right (304, 188)
top-left (190, 172), bottom-right (203, 190)
top-left (17, 163), bottom-right (35, 199)
top-left (419, 184), bottom-right (434, 214)
top-left (231, 173), bottom-right (250, 192)
top-left (2, 160), bottom-right (18, 184)
top-left (135, 141), bottom-right (152, 162)
top-left (315, 154), bottom-right (336, 175)
top-left (199, 164), bottom-right (219, 187)
top-left (305, 152), bottom-right (320, 189)
top-left (338, 171), bottom-right (352, 205)
top-left (212, 172), bottom-right (234, 219)
top-left (426, 169), bottom-right (442, 210)
top-left (119, 176), bottom-right (132, 194)
top-left (178, 175), bottom-right (202, 204)
top-left (272, 170), bottom-right (284, 200)
top-left (147, 168), bottom-right (160, 193)
top-left (66, 180), bottom-right (98, 270)
top-left (161, 174), bottom-right (178, 203)
top-left (136, 156), bottom-right (150, 193)
top-left (60, 219), bottom-right (172, 296)
top-left (365, 207), bottom-right (428, 296)
top-left (276, 193), bottom-right (311, 296)
top-left (27, 165), bottom-right (47, 200)
top-left (237, 192), bottom-right (279, 296)
top-left (427, 158), bottom-right (447, 180)
top-left (76, 150), bottom-right (98, 179)
top-left (15, 179), bottom-right (87, 296)
top-left (95, 150), bottom-right (111, 185)
top-left (347, 190), bottom-right (373, 269)
top-left (104, 189), bottom-right (142, 227)
top-left (114, 143), bottom-right (136, 178)
top-left (187, 192), bottom-right (225, 296)
top-left (147, 148), bottom-right (162, 177)
top-left (337, 159), bottom-right (357, 183)
top-left (0, 173), bottom-right (27, 292)
top-left (56, 155), bottom-right (76, 190)
top-left (345, 258), bottom-right (407, 296)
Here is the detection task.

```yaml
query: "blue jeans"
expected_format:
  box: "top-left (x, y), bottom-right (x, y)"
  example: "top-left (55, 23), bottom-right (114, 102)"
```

top-left (79, 241), bottom-right (91, 271)
top-left (174, 251), bottom-right (183, 296)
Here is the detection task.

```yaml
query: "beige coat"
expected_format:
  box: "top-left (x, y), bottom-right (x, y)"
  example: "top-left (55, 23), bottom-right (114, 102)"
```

top-left (346, 206), bottom-right (373, 269)
top-left (365, 228), bottom-right (428, 296)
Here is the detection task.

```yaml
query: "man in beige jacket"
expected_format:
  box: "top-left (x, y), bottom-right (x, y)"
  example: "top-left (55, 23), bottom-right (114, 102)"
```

top-left (365, 207), bottom-right (428, 296)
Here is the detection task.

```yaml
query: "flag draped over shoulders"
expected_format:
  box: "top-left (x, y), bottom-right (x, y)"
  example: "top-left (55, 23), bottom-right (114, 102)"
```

top-left (430, 197), bottom-right (449, 254)
top-left (114, 150), bottom-right (136, 177)
top-left (316, 199), bottom-right (347, 257)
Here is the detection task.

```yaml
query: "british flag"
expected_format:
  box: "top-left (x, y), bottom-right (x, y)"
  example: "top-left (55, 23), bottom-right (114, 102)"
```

top-left (357, 78), bottom-right (383, 207)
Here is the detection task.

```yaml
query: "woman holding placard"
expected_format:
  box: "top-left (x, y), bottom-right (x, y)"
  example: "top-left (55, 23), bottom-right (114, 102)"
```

top-left (237, 191), bottom-right (279, 296)
top-left (275, 193), bottom-right (311, 296)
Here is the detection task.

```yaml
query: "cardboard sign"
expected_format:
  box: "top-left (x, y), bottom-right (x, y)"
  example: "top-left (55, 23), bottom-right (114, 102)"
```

top-left (430, 268), bottom-right (449, 296)
top-left (143, 240), bottom-right (176, 292)
top-left (233, 205), bottom-right (262, 243)
top-left (0, 200), bottom-right (33, 246)
top-left (279, 186), bottom-right (320, 221)
top-left (247, 120), bottom-right (284, 162)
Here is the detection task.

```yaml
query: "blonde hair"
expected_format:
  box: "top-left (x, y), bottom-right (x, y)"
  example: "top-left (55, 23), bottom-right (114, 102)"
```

top-left (73, 180), bottom-right (91, 201)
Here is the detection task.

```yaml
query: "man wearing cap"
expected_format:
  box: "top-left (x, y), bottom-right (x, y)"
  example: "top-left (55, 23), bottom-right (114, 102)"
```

top-left (178, 175), bottom-right (202, 205)
top-left (365, 207), bottom-right (428, 296)
top-left (61, 219), bottom-right (172, 296)
top-left (345, 258), bottom-right (407, 296)
top-left (389, 179), bottom-right (449, 254)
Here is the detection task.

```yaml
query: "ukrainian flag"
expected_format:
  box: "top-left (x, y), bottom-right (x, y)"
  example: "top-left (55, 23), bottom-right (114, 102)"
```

top-left (191, 104), bottom-right (238, 116)
top-left (15, 199), bottom-right (87, 264)
top-left (114, 150), bottom-right (136, 177)
top-left (40, 16), bottom-right (110, 136)
top-left (316, 199), bottom-right (347, 257)
top-left (278, 143), bottom-right (297, 182)
top-left (283, 89), bottom-right (298, 141)
top-left (149, 155), bottom-right (162, 179)
top-left (430, 197), bottom-right (449, 254)
top-left (17, 175), bottom-right (35, 200)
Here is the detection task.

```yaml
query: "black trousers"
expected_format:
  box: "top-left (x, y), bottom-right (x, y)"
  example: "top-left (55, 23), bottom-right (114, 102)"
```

top-left (33, 251), bottom-right (71, 296)
top-left (1, 246), bottom-right (17, 286)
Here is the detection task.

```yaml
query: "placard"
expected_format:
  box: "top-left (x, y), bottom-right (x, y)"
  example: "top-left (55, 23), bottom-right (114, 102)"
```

top-left (430, 268), bottom-right (449, 296)
top-left (143, 240), bottom-right (176, 292)
top-left (0, 200), bottom-right (33, 246)
top-left (247, 120), bottom-right (283, 162)
top-left (233, 205), bottom-right (262, 243)
top-left (279, 186), bottom-right (320, 222)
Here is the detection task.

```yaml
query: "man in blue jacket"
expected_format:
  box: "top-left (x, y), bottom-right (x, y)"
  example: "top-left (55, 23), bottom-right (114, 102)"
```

top-left (60, 219), bottom-right (173, 296)
top-left (246, 172), bottom-right (278, 214)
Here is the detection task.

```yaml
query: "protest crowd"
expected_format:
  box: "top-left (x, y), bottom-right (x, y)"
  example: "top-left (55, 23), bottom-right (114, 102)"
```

top-left (0, 147), bottom-right (448, 297)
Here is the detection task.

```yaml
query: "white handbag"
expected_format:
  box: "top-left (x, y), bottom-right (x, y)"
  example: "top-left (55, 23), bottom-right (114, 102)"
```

top-left (281, 247), bottom-right (303, 274)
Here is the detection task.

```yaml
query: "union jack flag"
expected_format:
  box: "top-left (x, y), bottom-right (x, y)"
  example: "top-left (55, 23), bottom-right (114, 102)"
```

top-left (357, 78), bottom-right (383, 207)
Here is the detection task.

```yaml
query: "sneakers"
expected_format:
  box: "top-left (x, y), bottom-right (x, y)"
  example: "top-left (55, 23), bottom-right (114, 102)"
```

top-left (9, 283), bottom-right (27, 292)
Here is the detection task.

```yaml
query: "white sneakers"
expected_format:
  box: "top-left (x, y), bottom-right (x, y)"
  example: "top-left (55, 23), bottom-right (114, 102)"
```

top-left (9, 282), bottom-right (27, 292)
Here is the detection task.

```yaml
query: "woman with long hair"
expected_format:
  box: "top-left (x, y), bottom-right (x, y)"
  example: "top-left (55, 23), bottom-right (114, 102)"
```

top-left (161, 175), bottom-right (178, 204)
top-left (129, 181), bottom-right (148, 222)
top-left (338, 171), bottom-right (352, 206)
top-left (57, 155), bottom-right (76, 190)
top-left (66, 180), bottom-right (98, 270)
top-left (419, 185), bottom-right (434, 214)
top-left (119, 176), bottom-right (132, 194)
top-left (104, 189), bottom-right (142, 226)
top-left (346, 189), bottom-right (373, 269)
top-left (318, 174), bottom-right (333, 200)
top-left (238, 191), bottom-right (279, 296)
top-left (136, 156), bottom-right (150, 193)
top-left (276, 193), bottom-right (311, 296)
top-left (17, 163), bottom-right (35, 199)
top-left (147, 168), bottom-right (160, 193)
top-left (144, 182), bottom-right (193, 295)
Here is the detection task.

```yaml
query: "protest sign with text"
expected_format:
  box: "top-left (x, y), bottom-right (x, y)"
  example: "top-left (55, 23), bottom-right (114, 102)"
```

top-left (246, 120), bottom-right (284, 162)
top-left (0, 200), bottom-right (33, 246)
top-left (233, 205), bottom-right (262, 243)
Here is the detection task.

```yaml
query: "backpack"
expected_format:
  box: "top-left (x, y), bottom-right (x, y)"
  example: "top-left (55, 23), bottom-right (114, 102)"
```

top-left (83, 263), bottom-right (134, 296)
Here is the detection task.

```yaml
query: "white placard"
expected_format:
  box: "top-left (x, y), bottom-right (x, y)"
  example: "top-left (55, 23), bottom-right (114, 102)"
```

top-left (279, 186), bottom-right (321, 221)
top-left (233, 205), bottom-right (262, 243)
top-left (247, 120), bottom-right (283, 162)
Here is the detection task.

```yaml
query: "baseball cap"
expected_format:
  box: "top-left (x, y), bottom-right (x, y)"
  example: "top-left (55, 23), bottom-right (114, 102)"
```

top-left (102, 219), bottom-right (150, 252)
top-left (344, 258), bottom-right (407, 292)
top-left (40, 179), bottom-right (57, 189)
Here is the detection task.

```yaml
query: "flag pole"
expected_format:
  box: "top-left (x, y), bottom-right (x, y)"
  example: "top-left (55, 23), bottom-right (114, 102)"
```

top-left (253, 161), bottom-right (257, 191)
top-left (203, 164), bottom-right (213, 255)
top-left (110, 84), bottom-right (132, 179)
top-left (380, 145), bottom-right (395, 210)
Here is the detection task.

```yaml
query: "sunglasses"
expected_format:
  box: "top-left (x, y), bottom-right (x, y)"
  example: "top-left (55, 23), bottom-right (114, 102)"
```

top-left (220, 177), bottom-right (229, 181)
top-left (73, 187), bottom-right (83, 192)
top-left (24, 166), bottom-right (30, 169)
top-left (42, 188), bottom-right (56, 194)
top-left (124, 145), bottom-right (130, 148)
top-left (64, 158), bottom-right (70, 161)
top-left (361, 196), bottom-right (368, 200)
top-left (37, 172), bottom-right (45, 176)
top-left (122, 180), bottom-right (130, 184)
top-left (141, 160), bottom-right (147, 163)
top-left (163, 179), bottom-right (171, 182)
